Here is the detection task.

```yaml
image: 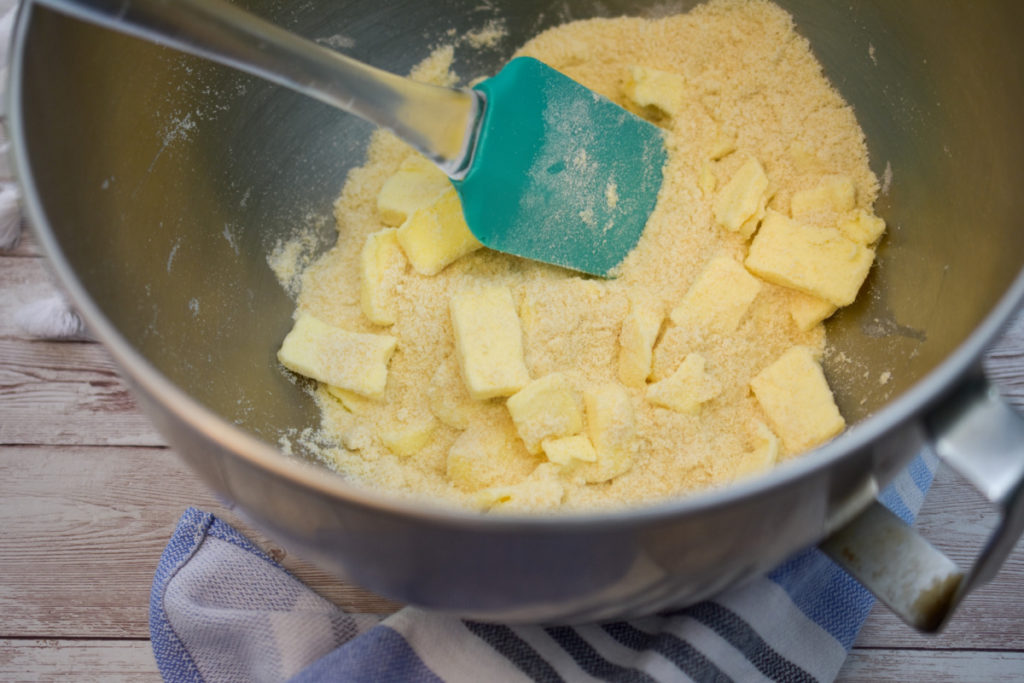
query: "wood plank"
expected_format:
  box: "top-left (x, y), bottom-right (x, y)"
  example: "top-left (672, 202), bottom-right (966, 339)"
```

top-left (3, 643), bottom-right (1021, 683)
top-left (1, 440), bottom-right (1018, 645)
top-left (837, 649), bottom-right (1024, 683)
top-left (0, 639), bottom-right (159, 682)
top-left (854, 465), bottom-right (1024, 650)
top-left (985, 309), bottom-right (1024, 406)
top-left (0, 340), bottom-right (163, 447)
top-left (0, 444), bottom-right (400, 639)
top-left (0, 225), bottom-right (42, 258)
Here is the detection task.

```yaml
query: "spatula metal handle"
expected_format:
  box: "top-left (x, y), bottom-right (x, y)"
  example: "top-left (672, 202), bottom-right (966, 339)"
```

top-left (30, 0), bottom-right (481, 176)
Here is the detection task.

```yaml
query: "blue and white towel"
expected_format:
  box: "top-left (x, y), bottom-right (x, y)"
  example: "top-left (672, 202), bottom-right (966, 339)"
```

top-left (150, 448), bottom-right (939, 683)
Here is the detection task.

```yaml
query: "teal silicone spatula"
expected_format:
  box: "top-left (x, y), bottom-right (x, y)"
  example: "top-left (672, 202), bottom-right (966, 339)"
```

top-left (460, 57), bottom-right (666, 275)
top-left (37, 0), bottom-right (667, 277)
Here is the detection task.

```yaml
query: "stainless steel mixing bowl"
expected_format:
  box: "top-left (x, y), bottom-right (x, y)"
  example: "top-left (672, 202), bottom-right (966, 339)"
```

top-left (10, 0), bottom-right (1024, 628)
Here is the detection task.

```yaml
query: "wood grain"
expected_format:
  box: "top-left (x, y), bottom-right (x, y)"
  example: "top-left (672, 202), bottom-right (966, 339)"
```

top-left (0, 444), bottom-right (398, 638)
top-left (0, 339), bottom-right (163, 447)
top-left (0, 439), bottom-right (1018, 646)
top-left (1, 640), bottom-right (1021, 681)
top-left (0, 226), bottom-right (42, 258)
top-left (0, 640), bottom-right (159, 682)
top-left (837, 649), bottom-right (1024, 683)
top-left (985, 312), bottom-right (1024, 405)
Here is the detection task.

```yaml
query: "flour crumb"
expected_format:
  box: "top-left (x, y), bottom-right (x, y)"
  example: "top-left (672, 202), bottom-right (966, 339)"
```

top-left (464, 19), bottom-right (507, 49)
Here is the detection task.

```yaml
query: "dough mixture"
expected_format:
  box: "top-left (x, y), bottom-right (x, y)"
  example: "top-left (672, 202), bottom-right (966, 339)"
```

top-left (276, 0), bottom-right (883, 512)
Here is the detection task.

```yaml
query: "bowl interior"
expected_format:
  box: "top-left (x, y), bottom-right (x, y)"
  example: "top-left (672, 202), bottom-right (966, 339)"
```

top-left (15, 0), bottom-right (1024, 463)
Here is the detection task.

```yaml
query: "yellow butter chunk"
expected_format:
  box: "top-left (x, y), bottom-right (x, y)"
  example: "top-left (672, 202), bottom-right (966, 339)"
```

top-left (646, 353), bottom-right (721, 414)
top-left (278, 313), bottom-right (396, 400)
top-left (476, 463), bottom-right (565, 513)
top-left (790, 175), bottom-right (855, 218)
top-left (618, 293), bottom-right (664, 387)
top-left (376, 154), bottom-right (452, 226)
top-left (623, 65), bottom-right (687, 116)
top-left (745, 210), bottom-right (875, 307)
top-left (732, 420), bottom-right (780, 480)
top-left (788, 290), bottom-right (837, 332)
top-left (359, 228), bottom-right (405, 326)
top-left (838, 209), bottom-right (886, 245)
top-left (578, 383), bottom-right (636, 483)
top-left (541, 434), bottom-right (598, 467)
top-left (714, 158), bottom-right (769, 235)
top-left (708, 126), bottom-right (737, 161)
top-left (396, 187), bottom-right (483, 276)
top-left (450, 286), bottom-right (531, 400)
top-left (670, 256), bottom-right (763, 333)
top-left (698, 161), bottom-right (717, 197)
top-left (787, 141), bottom-right (825, 173)
top-left (750, 346), bottom-right (845, 453)
top-left (446, 423), bottom-right (533, 492)
top-left (427, 356), bottom-right (475, 429)
top-left (506, 373), bottom-right (584, 454)
top-left (326, 385), bottom-right (374, 414)
top-left (380, 417), bottom-right (436, 457)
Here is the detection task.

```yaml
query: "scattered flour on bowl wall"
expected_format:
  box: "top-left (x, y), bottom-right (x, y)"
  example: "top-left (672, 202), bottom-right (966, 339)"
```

top-left (278, 0), bottom-right (885, 513)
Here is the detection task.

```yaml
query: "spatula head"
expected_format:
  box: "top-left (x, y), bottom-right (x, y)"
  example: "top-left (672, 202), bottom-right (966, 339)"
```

top-left (454, 57), bottom-right (667, 277)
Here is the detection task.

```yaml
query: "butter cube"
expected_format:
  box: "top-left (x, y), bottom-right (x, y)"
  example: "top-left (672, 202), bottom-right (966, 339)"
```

top-left (732, 420), bottom-right (780, 480)
top-left (787, 141), bottom-right (824, 173)
top-left (745, 210), bottom-right (875, 307)
top-left (708, 127), bottom-right (737, 161)
top-left (427, 356), bottom-right (475, 429)
top-left (446, 423), bottom-right (532, 491)
top-left (450, 286), bottom-right (531, 400)
top-left (618, 293), bottom-right (664, 387)
top-left (790, 176), bottom-right (855, 218)
top-left (506, 373), bottom-right (584, 455)
top-left (623, 65), bottom-right (687, 116)
top-left (839, 209), bottom-right (886, 245)
top-left (750, 346), bottom-right (845, 453)
top-left (670, 256), bottom-right (763, 334)
top-left (278, 313), bottom-right (396, 400)
top-left (377, 154), bottom-right (452, 226)
top-left (646, 353), bottom-right (721, 414)
top-left (714, 158), bottom-right (769, 235)
top-left (397, 187), bottom-right (483, 276)
top-left (359, 228), bottom-right (405, 326)
top-left (699, 161), bottom-right (718, 197)
top-left (476, 463), bottom-right (565, 512)
top-left (541, 434), bottom-right (598, 467)
top-left (579, 383), bottom-right (636, 483)
top-left (326, 385), bottom-right (374, 414)
top-left (789, 291), bottom-right (837, 331)
top-left (737, 202), bottom-right (768, 240)
top-left (380, 417), bottom-right (436, 457)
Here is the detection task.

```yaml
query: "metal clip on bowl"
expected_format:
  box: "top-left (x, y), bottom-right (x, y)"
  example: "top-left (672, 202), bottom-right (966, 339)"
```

top-left (822, 370), bottom-right (1024, 632)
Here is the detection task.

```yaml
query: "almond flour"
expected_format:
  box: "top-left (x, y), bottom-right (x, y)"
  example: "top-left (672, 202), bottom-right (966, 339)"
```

top-left (287, 0), bottom-right (880, 512)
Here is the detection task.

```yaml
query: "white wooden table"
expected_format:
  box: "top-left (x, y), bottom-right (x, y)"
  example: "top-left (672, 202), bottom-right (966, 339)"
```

top-left (2, 230), bottom-right (1022, 681)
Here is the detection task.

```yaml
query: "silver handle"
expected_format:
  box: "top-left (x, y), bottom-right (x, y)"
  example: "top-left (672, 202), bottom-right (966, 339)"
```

top-left (822, 370), bottom-right (1024, 632)
top-left (30, 0), bottom-right (481, 175)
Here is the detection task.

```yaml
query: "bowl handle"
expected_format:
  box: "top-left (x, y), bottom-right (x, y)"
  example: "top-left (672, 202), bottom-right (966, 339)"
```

top-left (820, 369), bottom-right (1024, 632)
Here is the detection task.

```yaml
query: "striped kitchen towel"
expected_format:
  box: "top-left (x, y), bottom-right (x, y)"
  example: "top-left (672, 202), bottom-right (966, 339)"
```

top-left (150, 449), bottom-right (938, 683)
